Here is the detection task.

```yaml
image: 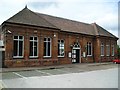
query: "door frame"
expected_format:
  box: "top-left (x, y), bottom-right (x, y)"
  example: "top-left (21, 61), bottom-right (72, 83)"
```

top-left (72, 46), bottom-right (81, 63)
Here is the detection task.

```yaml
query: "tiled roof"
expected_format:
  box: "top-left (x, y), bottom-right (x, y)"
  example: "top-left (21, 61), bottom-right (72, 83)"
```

top-left (3, 7), bottom-right (118, 38)
top-left (38, 13), bottom-right (95, 35)
top-left (5, 7), bottom-right (57, 29)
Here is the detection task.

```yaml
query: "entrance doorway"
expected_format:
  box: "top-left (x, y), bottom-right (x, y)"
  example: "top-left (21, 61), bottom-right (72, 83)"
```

top-left (72, 49), bottom-right (80, 63)
top-left (71, 43), bottom-right (81, 63)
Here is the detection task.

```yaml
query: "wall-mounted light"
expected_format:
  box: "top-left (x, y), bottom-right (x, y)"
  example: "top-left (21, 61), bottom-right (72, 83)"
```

top-left (7, 30), bottom-right (12, 34)
top-left (54, 33), bottom-right (56, 37)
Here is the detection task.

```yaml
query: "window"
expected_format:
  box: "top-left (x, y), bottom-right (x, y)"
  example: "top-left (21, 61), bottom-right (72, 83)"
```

top-left (58, 40), bottom-right (64, 57)
top-left (29, 36), bottom-right (38, 57)
top-left (13, 36), bottom-right (24, 58)
top-left (106, 44), bottom-right (110, 56)
top-left (87, 42), bottom-right (92, 56)
top-left (101, 43), bottom-right (104, 56)
top-left (44, 37), bottom-right (51, 57)
top-left (112, 45), bottom-right (114, 56)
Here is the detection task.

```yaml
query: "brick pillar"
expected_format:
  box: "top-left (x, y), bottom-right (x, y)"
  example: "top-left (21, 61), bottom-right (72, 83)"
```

top-left (52, 32), bottom-right (58, 60)
top-left (24, 33), bottom-right (29, 60)
top-left (39, 35), bottom-right (43, 60)
top-left (94, 37), bottom-right (101, 63)
top-left (5, 34), bottom-right (13, 60)
top-left (82, 36), bottom-right (87, 63)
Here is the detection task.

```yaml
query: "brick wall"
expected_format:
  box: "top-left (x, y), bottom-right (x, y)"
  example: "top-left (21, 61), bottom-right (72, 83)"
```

top-left (3, 23), bottom-right (118, 67)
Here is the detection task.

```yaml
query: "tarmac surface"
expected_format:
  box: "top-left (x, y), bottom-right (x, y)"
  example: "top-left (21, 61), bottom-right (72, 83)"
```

top-left (1, 62), bottom-right (118, 80)
top-left (0, 62), bottom-right (119, 88)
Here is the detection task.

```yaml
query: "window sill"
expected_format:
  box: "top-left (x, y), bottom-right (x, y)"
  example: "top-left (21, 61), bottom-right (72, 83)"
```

top-left (58, 56), bottom-right (64, 58)
top-left (87, 55), bottom-right (92, 57)
top-left (43, 56), bottom-right (51, 58)
top-left (13, 56), bottom-right (24, 59)
top-left (29, 56), bottom-right (38, 58)
top-left (101, 55), bottom-right (104, 57)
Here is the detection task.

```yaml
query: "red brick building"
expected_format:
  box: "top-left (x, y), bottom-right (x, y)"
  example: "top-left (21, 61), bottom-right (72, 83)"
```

top-left (0, 7), bottom-right (118, 67)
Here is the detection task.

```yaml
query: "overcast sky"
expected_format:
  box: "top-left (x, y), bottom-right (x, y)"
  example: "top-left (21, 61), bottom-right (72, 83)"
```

top-left (0, 0), bottom-right (119, 43)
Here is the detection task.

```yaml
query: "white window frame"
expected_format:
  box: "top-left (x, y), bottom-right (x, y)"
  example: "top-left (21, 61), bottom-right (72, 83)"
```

top-left (13, 36), bottom-right (24, 58)
top-left (112, 45), bottom-right (114, 56)
top-left (106, 44), bottom-right (110, 56)
top-left (101, 43), bottom-right (104, 56)
top-left (43, 37), bottom-right (51, 57)
top-left (29, 36), bottom-right (38, 58)
top-left (58, 40), bottom-right (65, 57)
top-left (87, 42), bottom-right (92, 56)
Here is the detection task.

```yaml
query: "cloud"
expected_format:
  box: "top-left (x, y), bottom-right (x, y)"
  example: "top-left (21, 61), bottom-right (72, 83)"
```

top-left (96, 13), bottom-right (118, 30)
top-left (0, 0), bottom-right (119, 39)
top-left (28, 1), bottom-right (58, 9)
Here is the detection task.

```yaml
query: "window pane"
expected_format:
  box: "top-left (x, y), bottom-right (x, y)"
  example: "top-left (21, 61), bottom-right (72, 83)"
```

top-left (48, 38), bottom-right (50, 41)
top-left (34, 37), bottom-right (37, 40)
top-left (44, 38), bottom-right (46, 41)
top-left (19, 36), bottom-right (23, 39)
top-left (58, 43), bottom-right (60, 55)
top-left (19, 41), bottom-right (23, 56)
top-left (44, 42), bottom-right (46, 56)
top-left (13, 40), bottom-right (18, 56)
top-left (30, 42), bottom-right (33, 56)
top-left (87, 44), bottom-right (88, 55)
top-left (34, 42), bottom-right (37, 56)
top-left (89, 45), bottom-right (91, 55)
top-left (30, 37), bottom-right (33, 40)
top-left (61, 49), bottom-right (64, 56)
top-left (48, 42), bottom-right (50, 56)
top-left (58, 40), bottom-right (60, 43)
top-left (14, 36), bottom-right (18, 39)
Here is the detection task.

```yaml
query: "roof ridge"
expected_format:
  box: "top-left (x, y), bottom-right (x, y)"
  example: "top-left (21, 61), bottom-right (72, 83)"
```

top-left (91, 23), bottom-right (99, 36)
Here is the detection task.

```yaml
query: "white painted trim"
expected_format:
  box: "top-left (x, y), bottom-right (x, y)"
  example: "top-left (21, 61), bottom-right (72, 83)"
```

top-left (101, 55), bottom-right (104, 57)
top-left (13, 36), bottom-right (24, 58)
top-left (100, 43), bottom-right (104, 56)
top-left (106, 44), bottom-right (110, 56)
top-left (13, 56), bottom-right (24, 58)
top-left (0, 40), bottom-right (4, 46)
top-left (29, 56), bottom-right (38, 58)
top-left (58, 40), bottom-right (65, 57)
top-left (35, 70), bottom-right (52, 75)
top-left (12, 72), bottom-right (27, 79)
top-left (58, 56), bottom-right (64, 58)
top-left (111, 45), bottom-right (114, 56)
top-left (43, 56), bottom-right (51, 58)
top-left (73, 47), bottom-right (80, 49)
top-left (87, 42), bottom-right (92, 56)
top-left (87, 55), bottom-right (92, 57)
top-left (72, 45), bottom-right (81, 63)
top-left (0, 48), bottom-right (5, 51)
top-left (29, 36), bottom-right (38, 57)
top-left (44, 37), bottom-right (51, 57)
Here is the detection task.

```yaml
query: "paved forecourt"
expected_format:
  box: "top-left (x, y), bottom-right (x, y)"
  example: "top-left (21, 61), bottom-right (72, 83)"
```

top-left (2, 63), bottom-right (118, 80)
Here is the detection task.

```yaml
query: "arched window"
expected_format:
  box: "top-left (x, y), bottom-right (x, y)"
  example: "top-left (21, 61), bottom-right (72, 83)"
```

top-left (87, 42), bottom-right (92, 56)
